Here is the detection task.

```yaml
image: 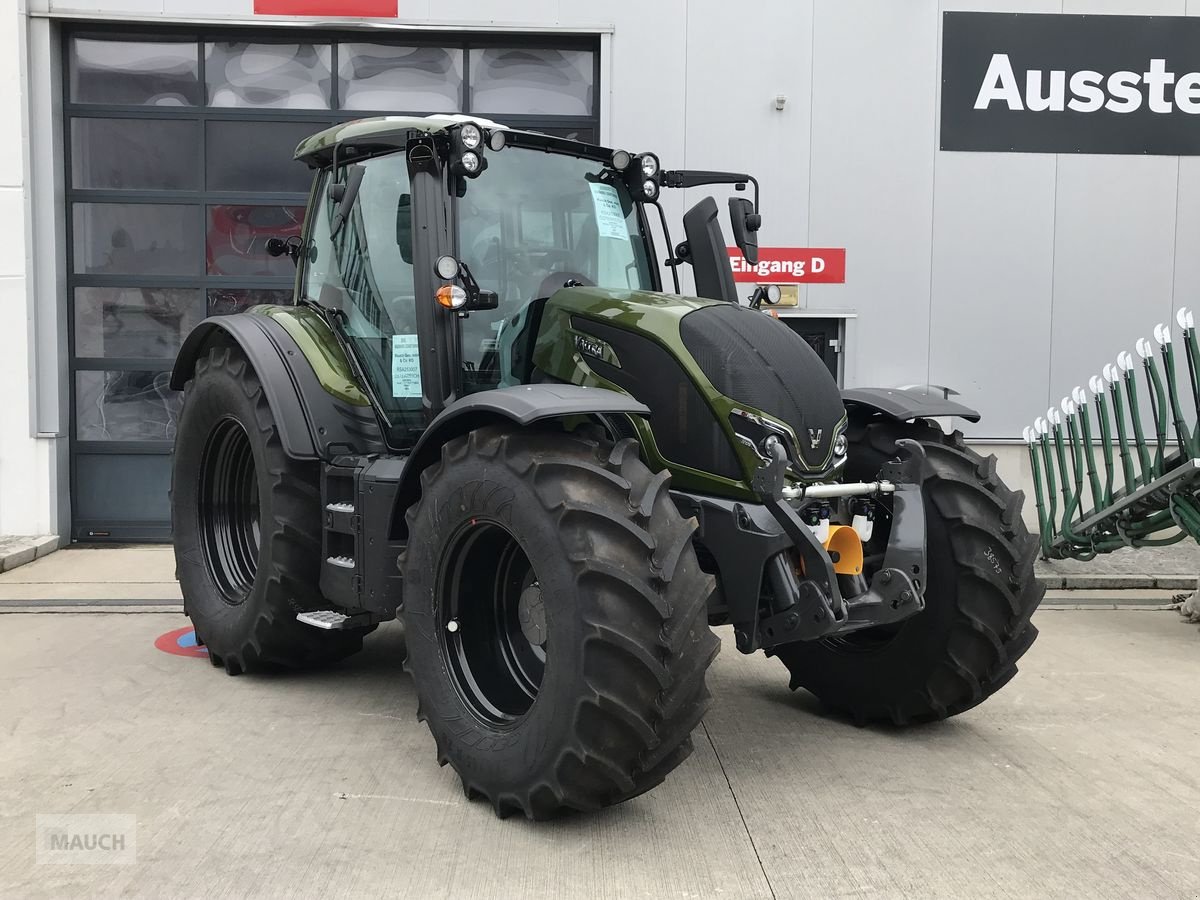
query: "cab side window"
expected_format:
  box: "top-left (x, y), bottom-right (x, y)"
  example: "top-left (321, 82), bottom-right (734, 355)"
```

top-left (300, 154), bottom-right (425, 446)
top-left (302, 156), bottom-right (417, 339)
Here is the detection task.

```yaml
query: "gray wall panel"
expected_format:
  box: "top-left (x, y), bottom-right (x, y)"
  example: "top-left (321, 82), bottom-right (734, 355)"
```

top-left (1062, 0), bottom-right (1181, 12)
top-left (683, 0), bottom-right (814, 254)
top-left (1174, 159), bottom-right (1200, 324)
top-left (806, 0), bottom-right (939, 390)
top-left (1180, 3), bottom-right (1200, 322)
top-left (438, 0), bottom-right (558, 23)
top-left (1048, 155), bottom-right (1179, 414)
top-left (932, 1), bottom-right (1060, 439)
top-left (928, 152), bottom-right (1058, 438)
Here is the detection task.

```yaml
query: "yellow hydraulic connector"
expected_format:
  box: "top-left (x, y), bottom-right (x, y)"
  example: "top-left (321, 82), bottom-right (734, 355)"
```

top-left (824, 524), bottom-right (864, 576)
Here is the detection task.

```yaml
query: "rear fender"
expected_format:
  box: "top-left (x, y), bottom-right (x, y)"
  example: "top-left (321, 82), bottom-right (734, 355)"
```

top-left (170, 310), bottom-right (383, 460)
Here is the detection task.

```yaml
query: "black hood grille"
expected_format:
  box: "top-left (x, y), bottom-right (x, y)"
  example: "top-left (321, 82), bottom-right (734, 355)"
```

top-left (680, 304), bottom-right (846, 471)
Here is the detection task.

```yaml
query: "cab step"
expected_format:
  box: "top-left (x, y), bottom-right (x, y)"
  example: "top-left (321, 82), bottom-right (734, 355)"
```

top-left (319, 456), bottom-right (406, 615)
top-left (296, 609), bottom-right (376, 630)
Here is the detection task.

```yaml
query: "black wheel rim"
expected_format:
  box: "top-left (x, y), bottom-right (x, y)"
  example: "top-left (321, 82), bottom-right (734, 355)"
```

top-left (438, 520), bottom-right (545, 728)
top-left (198, 417), bottom-right (261, 604)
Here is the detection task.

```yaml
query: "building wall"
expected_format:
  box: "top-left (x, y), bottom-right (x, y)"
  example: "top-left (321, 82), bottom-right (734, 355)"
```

top-left (0, 2), bottom-right (64, 537)
top-left (5, 0), bottom-right (1200, 535)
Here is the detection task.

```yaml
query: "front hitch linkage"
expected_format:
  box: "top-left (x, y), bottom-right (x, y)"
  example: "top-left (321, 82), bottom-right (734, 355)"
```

top-left (750, 439), bottom-right (929, 650)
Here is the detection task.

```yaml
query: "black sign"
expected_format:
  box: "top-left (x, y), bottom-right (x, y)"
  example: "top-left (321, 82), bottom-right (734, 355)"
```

top-left (942, 12), bottom-right (1200, 155)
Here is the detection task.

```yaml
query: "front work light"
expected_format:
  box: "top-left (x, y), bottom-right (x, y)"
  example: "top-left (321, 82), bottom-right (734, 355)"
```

top-left (435, 255), bottom-right (460, 280)
top-left (639, 153), bottom-right (660, 178)
top-left (460, 152), bottom-right (481, 174)
top-left (642, 179), bottom-right (659, 200)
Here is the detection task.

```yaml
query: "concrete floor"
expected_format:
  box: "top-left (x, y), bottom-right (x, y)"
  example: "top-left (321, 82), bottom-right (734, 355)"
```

top-left (0, 610), bottom-right (1198, 900)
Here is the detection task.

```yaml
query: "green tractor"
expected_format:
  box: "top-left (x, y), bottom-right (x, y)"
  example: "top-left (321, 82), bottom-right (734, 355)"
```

top-left (170, 115), bottom-right (1043, 819)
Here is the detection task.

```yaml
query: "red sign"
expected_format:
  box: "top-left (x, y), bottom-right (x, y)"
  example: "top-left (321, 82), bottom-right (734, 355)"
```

top-left (727, 247), bottom-right (846, 284)
top-left (254, 0), bottom-right (397, 15)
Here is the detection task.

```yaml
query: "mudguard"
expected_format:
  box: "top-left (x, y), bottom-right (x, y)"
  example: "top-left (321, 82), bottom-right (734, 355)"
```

top-left (389, 384), bottom-right (652, 529)
top-left (842, 387), bottom-right (981, 424)
top-left (170, 313), bottom-right (384, 460)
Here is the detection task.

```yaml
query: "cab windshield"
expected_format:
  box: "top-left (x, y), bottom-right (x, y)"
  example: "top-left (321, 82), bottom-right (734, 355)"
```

top-left (456, 145), bottom-right (655, 390)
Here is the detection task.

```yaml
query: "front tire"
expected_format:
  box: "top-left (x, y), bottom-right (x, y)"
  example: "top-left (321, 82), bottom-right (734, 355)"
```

top-left (401, 426), bottom-right (720, 819)
top-left (775, 417), bottom-right (1044, 724)
top-left (172, 344), bottom-right (368, 675)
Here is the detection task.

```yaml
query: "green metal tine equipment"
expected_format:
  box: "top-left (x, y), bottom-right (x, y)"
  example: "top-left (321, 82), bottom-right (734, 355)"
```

top-left (1027, 306), bottom-right (1200, 559)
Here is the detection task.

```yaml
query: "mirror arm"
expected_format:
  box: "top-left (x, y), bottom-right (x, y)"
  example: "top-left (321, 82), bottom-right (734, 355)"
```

top-left (648, 200), bottom-right (682, 294)
top-left (662, 170), bottom-right (761, 214)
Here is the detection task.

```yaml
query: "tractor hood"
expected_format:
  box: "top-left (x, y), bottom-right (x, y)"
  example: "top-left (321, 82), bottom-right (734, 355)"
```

top-left (532, 286), bottom-right (848, 498)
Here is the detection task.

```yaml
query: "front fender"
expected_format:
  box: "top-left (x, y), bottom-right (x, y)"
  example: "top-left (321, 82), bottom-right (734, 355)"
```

top-left (391, 384), bottom-right (650, 533)
top-left (842, 387), bottom-right (981, 424)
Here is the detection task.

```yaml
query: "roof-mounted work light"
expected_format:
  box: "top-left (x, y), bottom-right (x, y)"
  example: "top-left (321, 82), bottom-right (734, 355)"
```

top-left (630, 153), bottom-right (661, 201)
top-left (450, 122), bottom-right (493, 178)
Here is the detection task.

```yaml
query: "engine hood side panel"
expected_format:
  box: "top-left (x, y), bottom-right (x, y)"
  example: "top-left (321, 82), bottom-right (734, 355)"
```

top-left (532, 287), bottom-right (849, 496)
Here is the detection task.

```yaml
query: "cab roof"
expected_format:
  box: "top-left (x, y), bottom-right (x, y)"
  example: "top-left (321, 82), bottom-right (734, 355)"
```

top-left (294, 114), bottom-right (609, 168)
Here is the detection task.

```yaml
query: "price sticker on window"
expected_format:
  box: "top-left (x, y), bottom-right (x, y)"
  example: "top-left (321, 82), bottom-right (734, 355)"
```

top-left (590, 183), bottom-right (629, 241)
top-left (392, 334), bottom-right (422, 398)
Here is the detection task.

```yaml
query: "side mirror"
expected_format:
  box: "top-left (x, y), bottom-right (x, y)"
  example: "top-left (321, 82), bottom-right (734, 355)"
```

top-left (728, 196), bottom-right (761, 266)
top-left (397, 194), bottom-right (413, 264)
top-left (329, 164), bottom-right (366, 239)
top-left (682, 196), bottom-right (738, 303)
top-left (266, 236), bottom-right (302, 266)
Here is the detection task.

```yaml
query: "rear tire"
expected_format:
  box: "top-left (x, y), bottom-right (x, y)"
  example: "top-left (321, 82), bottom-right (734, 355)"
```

top-left (172, 345), bottom-right (368, 675)
top-left (775, 417), bottom-right (1044, 724)
top-left (400, 425), bottom-right (720, 819)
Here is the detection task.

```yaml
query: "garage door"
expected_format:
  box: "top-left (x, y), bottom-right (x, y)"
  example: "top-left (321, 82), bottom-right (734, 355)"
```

top-left (64, 26), bottom-right (600, 541)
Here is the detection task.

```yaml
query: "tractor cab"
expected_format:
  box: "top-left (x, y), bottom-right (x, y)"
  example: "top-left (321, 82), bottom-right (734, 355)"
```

top-left (281, 115), bottom-right (759, 449)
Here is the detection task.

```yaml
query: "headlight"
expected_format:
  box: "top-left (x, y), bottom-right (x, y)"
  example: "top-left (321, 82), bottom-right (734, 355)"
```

top-left (640, 153), bottom-right (660, 178)
top-left (730, 409), bottom-right (793, 463)
top-left (460, 123), bottom-right (483, 150)
top-left (834, 433), bottom-right (848, 457)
